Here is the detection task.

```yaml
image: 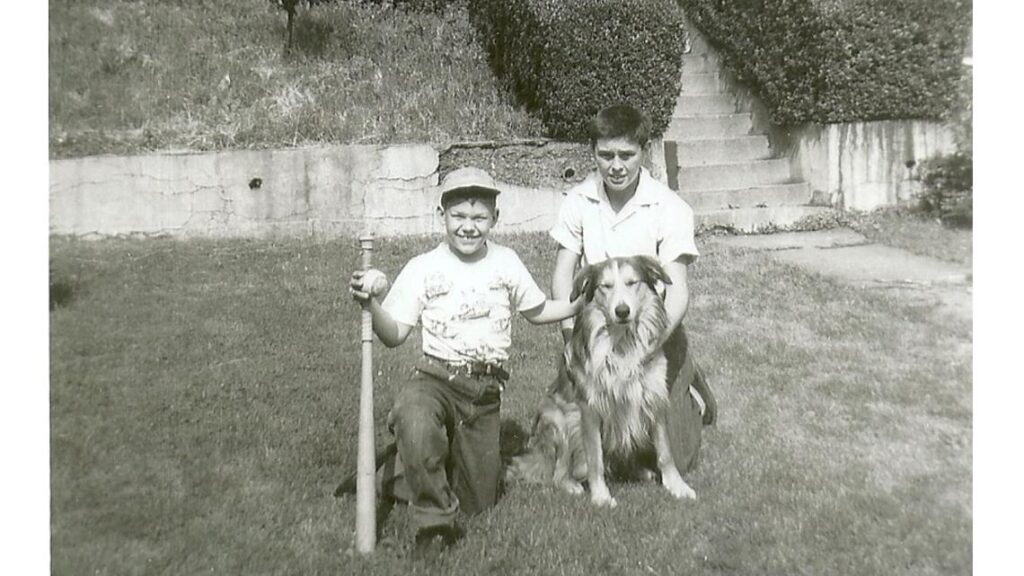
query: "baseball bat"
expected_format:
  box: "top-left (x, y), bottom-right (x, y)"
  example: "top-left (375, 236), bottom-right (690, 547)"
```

top-left (356, 232), bottom-right (376, 554)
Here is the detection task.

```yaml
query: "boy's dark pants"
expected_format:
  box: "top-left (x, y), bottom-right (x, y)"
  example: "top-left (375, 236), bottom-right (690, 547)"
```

top-left (663, 325), bottom-right (717, 474)
top-left (381, 360), bottom-right (503, 532)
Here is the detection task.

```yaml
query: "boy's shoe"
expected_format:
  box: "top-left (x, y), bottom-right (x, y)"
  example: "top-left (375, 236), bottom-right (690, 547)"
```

top-left (412, 524), bottom-right (464, 562)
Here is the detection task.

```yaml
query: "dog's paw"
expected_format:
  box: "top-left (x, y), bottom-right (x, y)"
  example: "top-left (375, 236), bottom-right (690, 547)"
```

top-left (662, 474), bottom-right (697, 501)
top-left (559, 479), bottom-right (585, 495)
top-left (590, 486), bottom-right (618, 508)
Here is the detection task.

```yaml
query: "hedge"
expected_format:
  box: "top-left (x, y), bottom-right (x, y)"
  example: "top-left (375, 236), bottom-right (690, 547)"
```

top-left (469, 0), bottom-right (687, 141)
top-left (678, 0), bottom-right (971, 125)
top-left (918, 151), bottom-right (972, 228)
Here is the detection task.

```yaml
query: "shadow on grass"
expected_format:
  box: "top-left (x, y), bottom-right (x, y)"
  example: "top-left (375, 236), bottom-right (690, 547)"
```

top-left (49, 268), bottom-right (80, 310)
top-left (499, 418), bottom-right (530, 467)
top-left (288, 11), bottom-right (350, 59)
top-left (50, 279), bottom-right (77, 310)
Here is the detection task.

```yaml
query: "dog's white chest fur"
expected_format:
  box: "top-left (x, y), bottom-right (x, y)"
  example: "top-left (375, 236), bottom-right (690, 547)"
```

top-left (584, 338), bottom-right (669, 455)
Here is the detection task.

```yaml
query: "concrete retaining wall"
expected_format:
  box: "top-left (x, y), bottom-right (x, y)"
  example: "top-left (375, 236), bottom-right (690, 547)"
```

top-left (50, 125), bottom-right (951, 240)
top-left (782, 121), bottom-right (956, 211)
top-left (49, 144), bottom-right (567, 238)
top-left (730, 73), bottom-right (958, 212)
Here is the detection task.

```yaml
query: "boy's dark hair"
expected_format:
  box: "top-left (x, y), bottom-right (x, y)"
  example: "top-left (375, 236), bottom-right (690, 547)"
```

top-left (440, 189), bottom-right (498, 214)
top-left (587, 104), bottom-right (652, 149)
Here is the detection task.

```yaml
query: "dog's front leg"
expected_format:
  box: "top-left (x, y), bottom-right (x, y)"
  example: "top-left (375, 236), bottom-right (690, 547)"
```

top-left (552, 440), bottom-right (585, 495)
top-left (581, 406), bottom-right (616, 507)
top-left (653, 410), bottom-right (696, 501)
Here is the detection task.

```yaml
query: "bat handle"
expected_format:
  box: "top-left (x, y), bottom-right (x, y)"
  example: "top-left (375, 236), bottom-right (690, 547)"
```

top-left (356, 232), bottom-right (376, 554)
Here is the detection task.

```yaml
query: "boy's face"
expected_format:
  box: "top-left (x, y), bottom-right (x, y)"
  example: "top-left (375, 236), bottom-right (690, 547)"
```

top-left (593, 137), bottom-right (644, 196)
top-left (440, 197), bottom-right (497, 260)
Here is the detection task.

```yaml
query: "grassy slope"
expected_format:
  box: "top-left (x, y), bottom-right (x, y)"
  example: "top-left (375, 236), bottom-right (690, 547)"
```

top-left (50, 232), bottom-right (971, 575)
top-left (49, 1), bottom-right (543, 158)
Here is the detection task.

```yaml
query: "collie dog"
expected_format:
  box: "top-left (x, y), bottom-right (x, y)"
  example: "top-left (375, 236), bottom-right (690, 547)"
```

top-left (510, 256), bottom-right (696, 507)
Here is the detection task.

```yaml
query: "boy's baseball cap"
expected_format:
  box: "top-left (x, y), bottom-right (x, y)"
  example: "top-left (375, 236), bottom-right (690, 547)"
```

top-left (438, 167), bottom-right (502, 205)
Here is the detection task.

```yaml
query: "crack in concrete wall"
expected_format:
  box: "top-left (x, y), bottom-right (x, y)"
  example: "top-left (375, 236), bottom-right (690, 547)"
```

top-left (50, 144), bottom-right (567, 239)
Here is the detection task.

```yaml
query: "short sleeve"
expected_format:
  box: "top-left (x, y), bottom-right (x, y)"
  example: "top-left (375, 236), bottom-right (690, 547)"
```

top-left (656, 198), bottom-right (700, 265)
top-left (505, 251), bottom-right (547, 313)
top-left (548, 191), bottom-right (584, 255)
top-left (381, 259), bottom-right (424, 327)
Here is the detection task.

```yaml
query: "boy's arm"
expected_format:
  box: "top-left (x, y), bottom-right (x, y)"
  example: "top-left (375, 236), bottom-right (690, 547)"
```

top-left (366, 299), bottom-right (415, 347)
top-left (520, 297), bottom-right (584, 325)
top-left (551, 246), bottom-right (582, 341)
top-left (656, 257), bottom-right (690, 349)
top-left (350, 271), bottom-right (414, 347)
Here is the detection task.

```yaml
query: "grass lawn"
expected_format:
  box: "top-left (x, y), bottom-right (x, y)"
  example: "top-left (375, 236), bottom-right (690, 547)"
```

top-left (49, 1), bottom-right (543, 158)
top-left (50, 231), bottom-right (971, 575)
top-left (847, 208), bottom-right (973, 268)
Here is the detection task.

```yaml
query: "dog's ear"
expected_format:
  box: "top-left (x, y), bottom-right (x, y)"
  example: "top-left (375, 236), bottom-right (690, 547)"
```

top-left (571, 264), bottom-right (597, 302)
top-left (634, 255), bottom-right (671, 289)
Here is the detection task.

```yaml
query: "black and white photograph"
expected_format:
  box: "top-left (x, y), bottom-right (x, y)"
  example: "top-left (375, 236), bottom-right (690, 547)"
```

top-left (10, 0), bottom-right (1014, 573)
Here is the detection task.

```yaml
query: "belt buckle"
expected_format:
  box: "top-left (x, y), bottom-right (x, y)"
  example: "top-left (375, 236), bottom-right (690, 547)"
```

top-left (435, 356), bottom-right (504, 380)
top-left (454, 358), bottom-right (473, 377)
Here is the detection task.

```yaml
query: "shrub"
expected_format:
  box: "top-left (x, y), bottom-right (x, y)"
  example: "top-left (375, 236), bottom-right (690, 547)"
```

top-left (917, 151), bottom-right (972, 228)
top-left (679, 0), bottom-right (971, 125)
top-left (470, 0), bottom-right (687, 141)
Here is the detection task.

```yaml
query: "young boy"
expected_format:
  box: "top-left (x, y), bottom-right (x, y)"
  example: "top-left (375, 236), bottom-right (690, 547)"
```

top-left (548, 104), bottom-right (718, 472)
top-left (349, 166), bottom-right (581, 558)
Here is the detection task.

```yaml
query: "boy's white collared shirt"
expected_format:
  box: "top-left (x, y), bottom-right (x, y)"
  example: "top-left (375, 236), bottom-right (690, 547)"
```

top-left (550, 168), bottom-right (699, 265)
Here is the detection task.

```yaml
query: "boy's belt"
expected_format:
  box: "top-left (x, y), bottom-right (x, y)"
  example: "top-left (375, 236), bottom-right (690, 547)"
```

top-left (423, 354), bottom-right (509, 382)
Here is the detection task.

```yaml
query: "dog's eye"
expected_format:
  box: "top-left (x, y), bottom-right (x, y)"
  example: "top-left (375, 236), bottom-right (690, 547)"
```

top-left (600, 282), bottom-right (613, 290)
top-left (625, 279), bottom-right (639, 287)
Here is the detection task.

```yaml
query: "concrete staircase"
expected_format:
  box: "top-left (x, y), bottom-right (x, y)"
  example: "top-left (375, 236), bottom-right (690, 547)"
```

top-left (664, 28), bottom-right (830, 232)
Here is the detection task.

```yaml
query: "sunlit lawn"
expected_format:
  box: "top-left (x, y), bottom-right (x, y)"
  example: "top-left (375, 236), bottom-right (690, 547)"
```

top-left (49, 228), bottom-right (971, 575)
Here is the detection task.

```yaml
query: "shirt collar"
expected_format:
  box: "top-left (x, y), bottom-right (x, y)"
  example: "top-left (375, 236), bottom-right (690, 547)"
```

top-left (581, 168), bottom-right (660, 208)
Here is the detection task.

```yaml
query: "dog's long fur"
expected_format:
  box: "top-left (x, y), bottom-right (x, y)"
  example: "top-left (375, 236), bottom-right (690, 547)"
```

top-left (509, 256), bottom-right (696, 506)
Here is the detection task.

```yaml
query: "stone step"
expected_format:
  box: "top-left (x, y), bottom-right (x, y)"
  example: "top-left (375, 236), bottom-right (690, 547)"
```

top-left (680, 72), bottom-right (728, 95)
top-left (683, 183), bottom-right (813, 211)
top-left (673, 20), bottom-right (822, 236)
top-left (679, 159), bottom-right (793, 192)
top-left (694, 206), bottom-right (834, 233)
top-left (681, 53), bottom-right (720, 74)
top-left (674, 94), bottom-right (739, 116)
top-left (674, 136), bottom-right (771, 166)
top-left (665, 114), bottom-right (752, 140)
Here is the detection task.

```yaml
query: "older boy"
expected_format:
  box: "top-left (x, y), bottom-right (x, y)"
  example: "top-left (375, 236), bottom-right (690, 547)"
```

top-left (349, 167), bottom-right (581, 558)
top-left (549, 104), bottom-right (717, 474)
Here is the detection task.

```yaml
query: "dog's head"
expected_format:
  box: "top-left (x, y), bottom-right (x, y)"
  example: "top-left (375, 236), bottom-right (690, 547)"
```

top-left (572, 256), bottom-right (671, 324)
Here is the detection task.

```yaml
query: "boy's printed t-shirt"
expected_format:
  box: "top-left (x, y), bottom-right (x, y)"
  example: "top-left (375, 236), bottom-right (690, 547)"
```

top-left (550, 168), bottom-right (700, 266)
top-left (382, 243), bottom-right (547, 365)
